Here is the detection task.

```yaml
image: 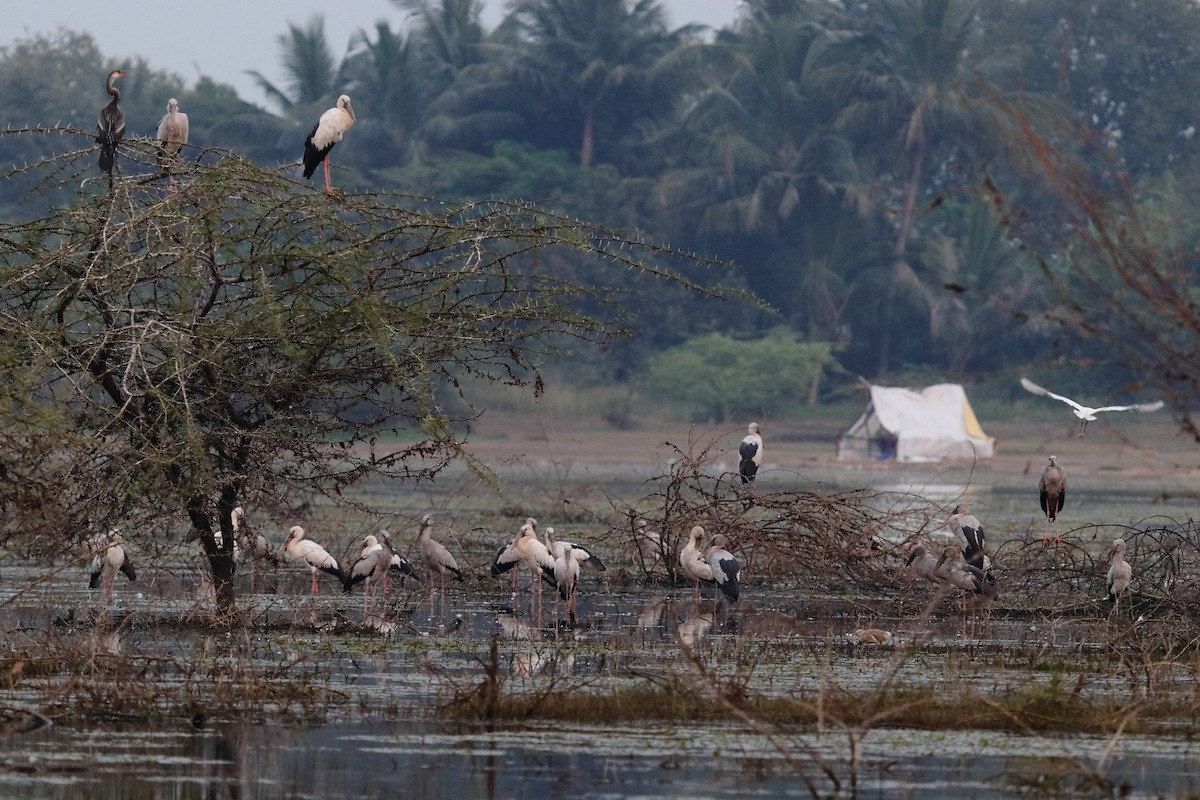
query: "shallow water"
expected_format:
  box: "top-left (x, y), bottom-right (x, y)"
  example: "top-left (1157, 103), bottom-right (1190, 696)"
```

top-left (2, 463), bottom-right (1198, 798)
top-left (5, 718), bottom-right (1200, 799)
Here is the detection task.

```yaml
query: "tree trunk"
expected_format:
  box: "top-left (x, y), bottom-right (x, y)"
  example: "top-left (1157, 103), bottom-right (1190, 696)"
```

top-left (187, 496), bottom-right (238, 619)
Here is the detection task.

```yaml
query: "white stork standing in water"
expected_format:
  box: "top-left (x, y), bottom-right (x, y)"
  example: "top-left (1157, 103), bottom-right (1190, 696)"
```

top-left (543, 526), bottom-right (607, 574)
top-left (1039, 456), bottom-right (1067, 542)
top-left (280, 526), bottom-right (345, 594)
top-left (703, 534), bottom-right (741, 603)
top-left (302, 94), bottom-right (355, 193)
top-left (491, 518), bottom-right (554, 619)
top-left (1020, 377), bottom-right (1164, 437)
top-left (679, 525), bottom-right (711, 601)
top-left (679, 526), bottom-right (741, 603)
top-left (155, 97), bottom-right (189, 181)
top-left (96, 69), bottom-right (127, 176)
top-left (946, 505), bottom-right (986, 571)
top-left (89, 530), bottom-right (136, 605)
top-left (681, 525), bottom-right (705, 599)
top-left (1107, 538), bottom-right (1132, 614)
top-left (553, 542), bottom-right (581, 628)
top-left (738, 422), bottom-right (763, 485)
top-left (416, 513), bottom-right (463, 612)
top-left (344, 534), bottom-right (392, 614)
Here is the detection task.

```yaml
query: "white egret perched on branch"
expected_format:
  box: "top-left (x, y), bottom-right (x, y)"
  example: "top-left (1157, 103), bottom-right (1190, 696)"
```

top-left (1020, 377), bottom-right (1164, 437)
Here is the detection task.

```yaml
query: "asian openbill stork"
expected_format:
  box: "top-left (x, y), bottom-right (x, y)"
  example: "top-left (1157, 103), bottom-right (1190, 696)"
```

top-left (280, 526), bottom-right (345, 594)
top-left (1039, 456), bottom-right (1067, 542)
top-left (946, 505), bottom-right (986, 571)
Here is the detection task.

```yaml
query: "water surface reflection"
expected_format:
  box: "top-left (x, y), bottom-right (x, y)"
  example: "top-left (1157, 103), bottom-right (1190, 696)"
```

top-left (6, 719), bottom-right (1200, 798)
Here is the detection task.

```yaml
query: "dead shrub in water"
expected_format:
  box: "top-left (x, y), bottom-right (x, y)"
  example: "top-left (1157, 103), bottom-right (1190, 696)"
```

top-left (589, 430), bottom-right (938, 590)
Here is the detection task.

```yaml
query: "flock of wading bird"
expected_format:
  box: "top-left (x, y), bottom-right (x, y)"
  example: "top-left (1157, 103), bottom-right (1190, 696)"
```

top-left (94, 69), bottom-right (355, 191)
top-left (80, 424), bottom-right (763, 624)
top-left (82, 507), bottom-right (741, 631)
top-left (77, 287), bottom-right (1158, 629)
top-left (900, 377), bottom-right (1162, 622)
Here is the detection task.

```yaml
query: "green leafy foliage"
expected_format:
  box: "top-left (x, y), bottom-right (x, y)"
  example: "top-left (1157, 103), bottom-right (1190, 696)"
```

top-left (641, 329), bottom-right (836, 421)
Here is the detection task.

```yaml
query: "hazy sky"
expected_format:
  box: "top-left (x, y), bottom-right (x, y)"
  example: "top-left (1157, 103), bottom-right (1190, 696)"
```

top-left (3, 1), bottom-right (741, 109)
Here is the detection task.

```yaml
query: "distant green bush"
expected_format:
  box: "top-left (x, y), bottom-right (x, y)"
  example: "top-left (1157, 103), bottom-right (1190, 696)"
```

top-left (640, 329), bottom-right (836, 422)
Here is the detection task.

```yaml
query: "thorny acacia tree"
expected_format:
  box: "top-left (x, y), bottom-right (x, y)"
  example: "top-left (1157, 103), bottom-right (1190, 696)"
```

top-left (0, 134), bottom-right (712, 615)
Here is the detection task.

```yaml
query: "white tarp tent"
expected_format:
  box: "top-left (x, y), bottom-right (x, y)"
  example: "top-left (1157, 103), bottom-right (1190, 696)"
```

top-left (837, 383), bottom-right (994, 463)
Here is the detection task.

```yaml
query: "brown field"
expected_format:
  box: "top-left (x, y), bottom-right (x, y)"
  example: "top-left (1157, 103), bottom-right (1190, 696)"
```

top-left (464, 410), bottom-right (1200, 485)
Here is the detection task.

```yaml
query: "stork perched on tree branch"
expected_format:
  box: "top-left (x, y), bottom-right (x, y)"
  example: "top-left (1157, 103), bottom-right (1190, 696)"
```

top-left (302, 94), bottom-right (355, 193)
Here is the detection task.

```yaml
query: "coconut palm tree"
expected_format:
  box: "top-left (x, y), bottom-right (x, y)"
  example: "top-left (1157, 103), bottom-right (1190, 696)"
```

top-left (490, 0), bottom-right (703, 168)
top-left (816, 0), bottom-right (1004, 373)
top-left (247, 16), bottom-right (342, 114)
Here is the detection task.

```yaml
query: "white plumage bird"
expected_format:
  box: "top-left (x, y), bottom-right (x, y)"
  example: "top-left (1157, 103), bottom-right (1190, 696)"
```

top-left (680, 526), bottom-right (740, 603)
top-left (946, 505), bottom-right (986, 571)
top-left (88, 529), bottom-right (136, 604)
top-left (155, 97), bottom-right (189, 176)
top-left (302, 94), bottom-right (355, 193)
top-left (553, 542), bottom-right (581, 627)
top-left (491, 518), bottom-right (555, 618)
top-left (703, 534), bottom-right (741, 603)
top-left (1107, 538), bottom-right (1132, 611)
top-left (738, 422), bottom-right (763, 485)
top-left (679, 525), bottom-right (712, 601)
top-left (344, 534), bottom-right (392, 611)
top-left (280, 526), bottom-right (345, 594)
top-left (543, 526), bottom-right (606, 573)
top-left (1020, 377), bottom-right (1164, 437)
